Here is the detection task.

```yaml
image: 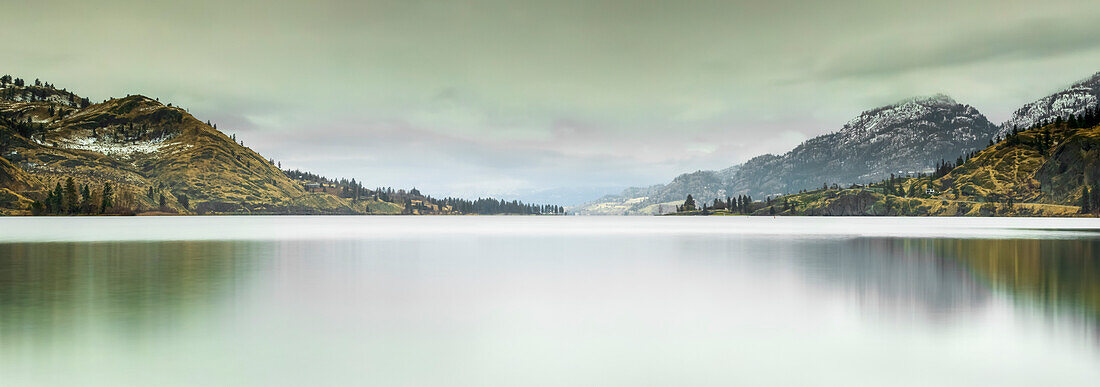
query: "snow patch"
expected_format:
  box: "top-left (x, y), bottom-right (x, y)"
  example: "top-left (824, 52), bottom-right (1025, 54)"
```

top-left (58, 133), bottom-right (175, 156)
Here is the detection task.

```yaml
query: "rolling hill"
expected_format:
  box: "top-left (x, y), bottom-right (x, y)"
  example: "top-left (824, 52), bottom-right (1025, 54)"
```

top-left (0, 77), bottom-right (559, 215)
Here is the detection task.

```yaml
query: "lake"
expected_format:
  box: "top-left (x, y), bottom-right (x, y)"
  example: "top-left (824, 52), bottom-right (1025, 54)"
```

top-left (1, 216), bottom-right (1099, 386)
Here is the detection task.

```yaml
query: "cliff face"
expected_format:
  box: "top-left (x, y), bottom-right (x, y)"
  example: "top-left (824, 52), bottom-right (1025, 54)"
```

top-left (1034, 126), bottom-right (1100, 204)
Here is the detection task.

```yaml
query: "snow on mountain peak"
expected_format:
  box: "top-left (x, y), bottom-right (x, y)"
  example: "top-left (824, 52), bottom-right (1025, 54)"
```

top-left (898, 94), bottom-right (957, 107)
top-left (838, 94), bottom-right (964, 139)
top-left (999, 71), bottom-right (1100, 136)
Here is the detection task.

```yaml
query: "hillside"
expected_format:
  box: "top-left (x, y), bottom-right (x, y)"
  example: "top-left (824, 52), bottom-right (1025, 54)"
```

top-left (0, 77), bottom-right (561, 215)
top-left (0, 88), bottom-right (354, 214)
top-left (748, 120), bottom-right (1100, 217)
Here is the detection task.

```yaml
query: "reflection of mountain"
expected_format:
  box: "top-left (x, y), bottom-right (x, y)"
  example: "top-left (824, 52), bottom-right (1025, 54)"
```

top-left (779, 236), bottom-right (1100, 332)
top-left (785, 238), bottom-right (993, 321)
top-left (932, 238), bottom-right (1100, 325)
top-left (0, 241), bottom-right (264, 341)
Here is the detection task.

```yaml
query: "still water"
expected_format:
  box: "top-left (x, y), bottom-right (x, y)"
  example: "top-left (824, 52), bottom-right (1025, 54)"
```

top-left (1, 216), bottom-right (1098, 386)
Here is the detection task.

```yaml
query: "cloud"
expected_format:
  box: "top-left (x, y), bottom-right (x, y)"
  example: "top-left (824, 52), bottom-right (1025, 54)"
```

top-left (812, 18), bottom-right (1100, 80)
top-left (6, 0), bottom-right (1100, 203)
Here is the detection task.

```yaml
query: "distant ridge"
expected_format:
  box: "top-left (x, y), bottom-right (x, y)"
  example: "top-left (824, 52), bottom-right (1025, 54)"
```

top-left (575, 94), bottom-right (999, 214)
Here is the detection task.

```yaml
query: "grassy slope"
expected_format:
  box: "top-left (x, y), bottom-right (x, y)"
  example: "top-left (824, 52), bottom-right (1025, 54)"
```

top-left (935, 124), bottom-right (1094, 203)
top-left (744, 124), bottom-right (1100, 216)
top-left (0, 94), bottom-right (383, 214)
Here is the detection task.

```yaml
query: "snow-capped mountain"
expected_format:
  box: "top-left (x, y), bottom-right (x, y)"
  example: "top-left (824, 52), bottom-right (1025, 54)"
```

top-left (999, 72), bottom-right (1100, 137)
top-left (728, 94), bottom-right (999, 198)
top-left (574, 94), bottom-right (998, 214)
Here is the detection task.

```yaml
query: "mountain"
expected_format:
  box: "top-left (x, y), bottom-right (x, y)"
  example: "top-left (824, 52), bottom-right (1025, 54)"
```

top-left (731, 94), bottom-right (999, 197)
top-left (573, 165), bottom-right (739, 215)
top-left (575, 95), bottom-right (998, 214)
top-left (752, 118), bottom-right (1099, 217)
top-left (0, 85), bottom-right (360, 214)
top-left (0, 77), bottom-right (561, 215)
top-left (998, 72), bottom-right (1100, 138)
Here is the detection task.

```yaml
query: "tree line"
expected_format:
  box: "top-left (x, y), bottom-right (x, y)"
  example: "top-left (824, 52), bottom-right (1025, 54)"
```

top-left (33, 178), bottom-right (114, 215)
top-left (437, 197), bottom-right (564, 215)
top-left (676, 194), bottom-right (757, 214)
top-left (0, 75), bottom-right (90, 108)
top-left (283, 168), bottom-right (564, 215)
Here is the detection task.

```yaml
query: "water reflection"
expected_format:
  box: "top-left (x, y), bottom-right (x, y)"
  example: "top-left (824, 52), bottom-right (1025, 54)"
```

top-left (780, 237), bottom-right (1100, 335)
top-left (934, 238), bottom-right (1100, 335)
top-left (0, 231), bottom-right (1098, 385)
top-left (787, 238), bottom-right (993, 322)
top-left (0, 241), bottom-right (268, 343)
top-left (3, 237), bottom-right (1096, 337)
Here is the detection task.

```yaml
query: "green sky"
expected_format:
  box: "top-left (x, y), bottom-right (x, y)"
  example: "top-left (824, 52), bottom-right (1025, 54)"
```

top-left (6, 0), bottom-right (1100, 203)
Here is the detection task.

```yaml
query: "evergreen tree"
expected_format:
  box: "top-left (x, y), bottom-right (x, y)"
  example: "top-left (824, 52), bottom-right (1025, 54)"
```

top-left (63, 177), bottom-right (78, 214)
top-left (682, 194), bottom-right (696, 211)
top-left (52, 183), bottom-right (64, 214)
top-left (44, 189), bottom-right (57, 214)
top-left (100, 182), bottom-right (113, 214)
top-left (80, 184), bottom-right (92, 213)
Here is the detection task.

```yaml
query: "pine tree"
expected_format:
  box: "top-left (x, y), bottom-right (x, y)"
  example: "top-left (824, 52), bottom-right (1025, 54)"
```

top-left (683, 194), bottom-right (696, 211)
top-left (44, 189), bottom-right (57, 214)
top-left (63, 177), bottom-right (78, 214)
top-left (80, 184), bottom-right (91, 214)
top-left (51, 183), bottom-right (63, 214)
top-left (100, 182), bottom-right (113, 214)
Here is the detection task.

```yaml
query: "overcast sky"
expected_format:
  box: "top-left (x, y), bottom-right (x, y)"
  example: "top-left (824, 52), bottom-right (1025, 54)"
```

top-left (6, 0), bottom-right (1100, 204)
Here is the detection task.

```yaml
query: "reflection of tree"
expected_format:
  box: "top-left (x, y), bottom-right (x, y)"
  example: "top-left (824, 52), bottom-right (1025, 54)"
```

top-left (0, 241), bottom-right (264, 343)
top-left (782, 236), bottom-right (1100, 332)
top-left (932, 238), bottom-right (1100, 327)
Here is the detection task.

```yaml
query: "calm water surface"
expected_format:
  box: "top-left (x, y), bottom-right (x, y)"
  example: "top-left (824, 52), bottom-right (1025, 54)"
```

top-left (1, 216), bottom-right (1099, 386)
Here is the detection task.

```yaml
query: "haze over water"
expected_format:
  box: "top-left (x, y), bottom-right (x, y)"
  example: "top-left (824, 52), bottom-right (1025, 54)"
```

top-left (2, 217), bottom-right (1099, 386)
